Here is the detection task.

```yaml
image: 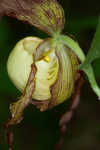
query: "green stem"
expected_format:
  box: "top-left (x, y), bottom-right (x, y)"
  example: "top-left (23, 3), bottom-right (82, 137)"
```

top-left (59, 35), bottom-right (86, 63)
top-left (81, 64), bottom-right (100, 99)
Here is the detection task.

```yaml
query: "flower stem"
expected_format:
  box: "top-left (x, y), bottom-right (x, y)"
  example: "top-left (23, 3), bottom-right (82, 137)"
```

top-left (59, 35), bottom-right (86, 63)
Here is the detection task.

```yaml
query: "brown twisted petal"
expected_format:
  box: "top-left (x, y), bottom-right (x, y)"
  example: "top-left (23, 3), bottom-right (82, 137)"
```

top-left (0, 0), bottom-right (65, 35)
top-left (49, 45), bottom-right (79, 108)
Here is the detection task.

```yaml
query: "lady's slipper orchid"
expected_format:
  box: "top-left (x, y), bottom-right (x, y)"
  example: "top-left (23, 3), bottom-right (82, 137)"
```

top-left (1, 1), bottom-right (100, 150)
top-left (0, 0), bottom-right (80, 126)
top-left (0, 0), bottom-right (100, 132)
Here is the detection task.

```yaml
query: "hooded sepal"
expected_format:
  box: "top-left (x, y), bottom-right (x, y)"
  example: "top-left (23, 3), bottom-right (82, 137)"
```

top-left (0, 0), bottom-right (65, 35)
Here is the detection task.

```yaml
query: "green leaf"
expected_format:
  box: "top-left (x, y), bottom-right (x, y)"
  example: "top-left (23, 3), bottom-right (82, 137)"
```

top-left (79, 17), bottom-right (100, 98)
top-left (80, 17), bottom-right (100, 68)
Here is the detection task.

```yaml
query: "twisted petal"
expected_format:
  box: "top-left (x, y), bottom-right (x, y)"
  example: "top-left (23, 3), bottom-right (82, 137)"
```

top-left (49, 44), bottom-right (79, 107)
top-left (0, 0), bottom-right (65, 35)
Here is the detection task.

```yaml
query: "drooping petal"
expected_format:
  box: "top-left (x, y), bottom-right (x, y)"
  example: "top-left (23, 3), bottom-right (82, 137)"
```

top-left (49, 44), bottom-right (79, 108)
top-left (0, 0), bottom-right (65, 35)
top-left (6, 63), bottom-right (37, 126)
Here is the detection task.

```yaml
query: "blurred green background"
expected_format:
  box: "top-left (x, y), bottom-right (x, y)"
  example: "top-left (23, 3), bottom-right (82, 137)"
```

top-left (0, 0), bottom-right (100, 150)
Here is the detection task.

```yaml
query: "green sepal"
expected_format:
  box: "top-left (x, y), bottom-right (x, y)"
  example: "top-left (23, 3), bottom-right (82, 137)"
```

top-left (0, 0), bottom-right (65, 36)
